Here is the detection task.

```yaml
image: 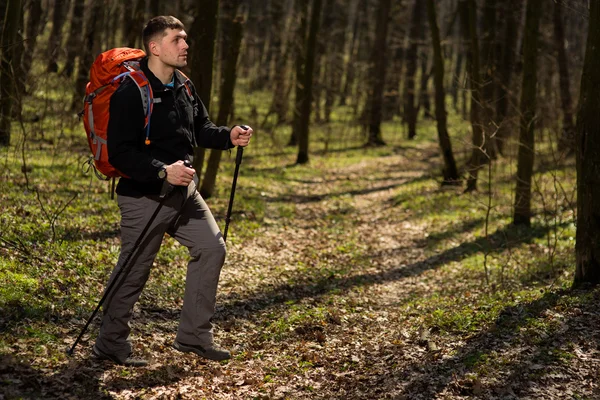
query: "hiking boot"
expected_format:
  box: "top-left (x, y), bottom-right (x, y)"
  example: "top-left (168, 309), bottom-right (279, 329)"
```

top-left (92, 345), bottom-right (148, 367)
top-left (172, 340), bottom-right (231, 361)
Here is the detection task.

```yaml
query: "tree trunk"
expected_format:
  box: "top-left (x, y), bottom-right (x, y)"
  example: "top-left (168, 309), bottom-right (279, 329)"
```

top-left (149, 0), bottom-right (162, 17)
top-left (122, 0), bottom-right (145, 49)
top-left (460, 0), bottom-right (484, 192)
top-left (247, 0), bottom-right (268, 91)
top-left (495, 0), bottom-right (521, 155)
top-left (314, 0), bottom-right (338, 125)
top-left (340, 0), bottom-right (361, 107)
top-left (257, 0), bottom-right (281, 89)
top-left (296, 0), bottom-right (323, 164)
top-left (13, 9), bottom-right (25, 116)
top-left (365, 0), bottom-right (392, 147)
top-left (554, 0), bottom-right (575, 153)
top-left (382, 2), bottom-right (405, 121)
top-left (480, 0), bottom-right (498, 158)
top-left (574, 0), bottom-right (600, 287)
top-left (200, 14), bottom-right (243, 199)
top-left (105, 1), bottom-right (120, 49)
top-left (62, 0), bottom-right (85, 77)
top-left (0, 0), bottom-right (22, 146)
top-left (451, 42), bottom-right (463, 112)
top-left (0, 0), bottom-right (5, 25)
top-left (404, 0), bottom-right (424, 139)
top-left (46, 0), bottom-right (66, 73)
top-left (122, 1), bottom-right (134, 47)
top-left (513, 0), bottom-right (542, 226)
top-left (418, 52), bottom-right (432, 118)
top-left (71, 0), bottom-right (104, 111)
top-left (21, 0), bottom-right (42, 90)
top-left (323, 0), bottom-right (348, 123)
top-left (289, 0), bottom-right (309, 147)
top-left (268, 0), bottom-right (290, 123)
top-left (189, 0), bottom-right (219, 179)
top-left (382, 25), bottom-right (404, 120)
top-left (426, 0), bottom-right (459, 185)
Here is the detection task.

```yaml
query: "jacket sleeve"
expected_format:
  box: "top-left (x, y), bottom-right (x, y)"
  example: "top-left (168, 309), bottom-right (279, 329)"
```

top-left (192, 90), bottom-right (235, 150)
top-left (107, 82), bottom-right (165, 181)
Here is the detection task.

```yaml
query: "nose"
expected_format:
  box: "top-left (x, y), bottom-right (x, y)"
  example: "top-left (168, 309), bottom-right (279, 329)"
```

top-left (182, 39), bottom-right (189, 50)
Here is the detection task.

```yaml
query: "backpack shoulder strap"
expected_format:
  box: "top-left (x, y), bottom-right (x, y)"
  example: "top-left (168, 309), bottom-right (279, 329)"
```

top-left (176, 69), bottom-right (195, 102)
top-left (125, 70), bottom-right (154, 145)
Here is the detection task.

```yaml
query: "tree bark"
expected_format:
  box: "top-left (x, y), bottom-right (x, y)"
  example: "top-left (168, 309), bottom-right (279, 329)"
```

top-left (149, 0), bottom-right (162, 17)
top-left (71, 0), bottom-right (104, 111)
top-left (404, 0), bottom-right (424, 139)
top-left (200, 14), bottom-right (243, 199)
top-left (382, 3), bottom-right (405, 121)
top-left (189, 0), bottom-right (220, 178)
top-left (495, 0), bottom-right (521, 155)
top-left (122, 0), bottom-right (145, 49)
top-left (0, 0), bottom-right (22, 146)
top-left (13, 8), bottom-right (25, 115)
top-left (480, 0), bottom-right (498, 159)
top-left (289, 0), bottom-right (309, 147)
top-left (21, 0), bottom-right (42, 89)
top-left (323, 0), bottom-right (348, 123)
top-left (365, 0), bottom-right (392, 147)
top-left (62, 0), bottom-right (85, 77)
top-left (313, 0), bottom-right (335, 124)
top-left (426, 0), bottom-right (459, 185)
top-left (418, 52), bottom-right (431, 118)
top-left (296, 0), bottom-right (323, 164)
top-left (451, 40), bottom-right (463, 112)
top-left (554, 0), bottom-right (575, 153)
top-left (46, 0), bottom-right (66, 73)
top-left (513, 0), bottom-right (542, 226)
top-left (574, 0), bottom-right (600, 286)
top-left (340, 0), bottom-right (361, 107)
top-left (460, 0), bottom-right (485, 192)
top-left (268, 0), bottom-right (290, 123)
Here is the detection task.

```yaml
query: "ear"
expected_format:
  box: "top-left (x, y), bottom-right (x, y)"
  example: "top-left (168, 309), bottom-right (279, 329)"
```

top-left (149, 40), bottom-right (160, 57)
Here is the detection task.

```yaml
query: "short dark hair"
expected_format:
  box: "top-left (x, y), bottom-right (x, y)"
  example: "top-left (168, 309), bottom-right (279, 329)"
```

top-left (142, 16), bottom-right (185, 54)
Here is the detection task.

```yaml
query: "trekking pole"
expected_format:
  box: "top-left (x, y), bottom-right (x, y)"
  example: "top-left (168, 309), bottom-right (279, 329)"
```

top-left (66, 161), bottom-right (190, 356)
top-left (223, 127), bottom-right (248, 241)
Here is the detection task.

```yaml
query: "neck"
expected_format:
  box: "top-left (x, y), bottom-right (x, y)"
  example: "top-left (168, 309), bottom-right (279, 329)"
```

top-left (147, 57), bottom-right (175, 84)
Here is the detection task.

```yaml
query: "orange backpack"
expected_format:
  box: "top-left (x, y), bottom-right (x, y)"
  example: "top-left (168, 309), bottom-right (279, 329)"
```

top-left (82, 47), bottom-right (153, 179)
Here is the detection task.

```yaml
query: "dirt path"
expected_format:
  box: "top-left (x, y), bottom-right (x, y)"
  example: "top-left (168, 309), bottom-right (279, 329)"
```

top-left (110, 149), bottom-right (438, 399)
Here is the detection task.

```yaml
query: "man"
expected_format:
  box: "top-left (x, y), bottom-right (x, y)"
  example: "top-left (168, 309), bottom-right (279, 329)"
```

top-left (92, 16), bottom-right (252, 366)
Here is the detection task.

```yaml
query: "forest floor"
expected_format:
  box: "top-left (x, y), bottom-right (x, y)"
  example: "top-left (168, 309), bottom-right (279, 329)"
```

top-left (1, 132), bottom-right (598, 399)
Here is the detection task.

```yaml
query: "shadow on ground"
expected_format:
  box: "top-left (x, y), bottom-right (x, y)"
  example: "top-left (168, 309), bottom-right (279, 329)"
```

top-left (333, 287), bottom-right (600, 399)
top-left (0, 350), bottom-right (201, 399)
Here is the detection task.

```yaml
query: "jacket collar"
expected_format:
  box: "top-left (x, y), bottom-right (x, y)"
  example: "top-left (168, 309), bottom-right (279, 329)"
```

top-left (140, 57), bottom-right (186, 92)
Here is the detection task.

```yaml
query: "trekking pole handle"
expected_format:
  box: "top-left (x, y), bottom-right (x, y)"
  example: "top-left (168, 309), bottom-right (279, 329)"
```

top-left (236, 126), bottom-right (249, 165)
top-left (159, 160), bottom-right (193, 198)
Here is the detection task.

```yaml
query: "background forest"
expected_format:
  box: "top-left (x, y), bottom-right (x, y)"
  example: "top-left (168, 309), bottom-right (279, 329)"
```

top-left (1, 0), bottom-right (600, 399)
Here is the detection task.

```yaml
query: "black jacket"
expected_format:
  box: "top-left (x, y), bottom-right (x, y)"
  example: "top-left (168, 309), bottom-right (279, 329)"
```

top-left (107, 57), bottom-right (234, 196)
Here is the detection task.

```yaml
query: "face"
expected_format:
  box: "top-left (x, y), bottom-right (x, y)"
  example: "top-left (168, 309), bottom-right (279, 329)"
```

top-left (150, 28), bottom-right (189, 69)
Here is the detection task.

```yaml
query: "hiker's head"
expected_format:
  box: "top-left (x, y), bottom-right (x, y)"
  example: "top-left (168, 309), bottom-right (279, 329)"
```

top-left (143, 16), bottom-right (188, 68)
